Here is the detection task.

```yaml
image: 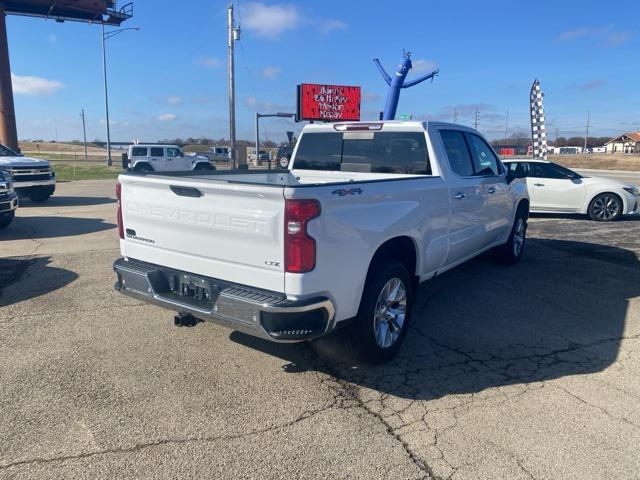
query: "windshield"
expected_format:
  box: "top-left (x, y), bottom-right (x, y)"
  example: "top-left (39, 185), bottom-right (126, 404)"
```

top-left (294, 131), bottom-right (431, 174)
top-left (0, 144), bottom-right (19, 156)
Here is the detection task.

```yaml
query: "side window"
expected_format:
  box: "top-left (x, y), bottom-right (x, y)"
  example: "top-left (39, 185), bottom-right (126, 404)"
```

top-left (466, 134), bottom-right (501, 176)
top-left (529, 163), bottom-right (568, 179)
top-left (150, 147), bottom-right (164, 157)
top-left (131, 147), bottom-right (147, 157)
top-left (167, 147), bottom-right (181, 158)
top-left (507, 162), bottom-right (528, 178)
top-left (439, 130), bottom-right (474, 177)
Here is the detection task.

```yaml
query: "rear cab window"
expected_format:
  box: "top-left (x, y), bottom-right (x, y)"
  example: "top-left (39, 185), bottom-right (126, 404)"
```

top-left (293, 131), bottom-right (432, 175)
top-left (439, 129), bottom-right (503, 177)
top-left (131, 147), bottom-right (148, 157)
top-left (439, 130), bottom-right (474, 176)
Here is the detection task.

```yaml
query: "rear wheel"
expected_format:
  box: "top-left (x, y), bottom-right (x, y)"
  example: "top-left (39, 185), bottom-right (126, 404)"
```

top-left (345, 260), bottom-right (414, 364)
top-left (194, 163), bottom-right (215, 171)
top-left (588, 193), bottom-right (622, 221)
top-left (0, 211), bottom-right (15, 229)
top-left (133, 163), bottom-right (153, 172)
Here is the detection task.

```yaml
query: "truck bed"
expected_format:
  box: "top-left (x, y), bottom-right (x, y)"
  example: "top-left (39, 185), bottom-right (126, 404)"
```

top-left (123, 168), bottom-right (426, 187)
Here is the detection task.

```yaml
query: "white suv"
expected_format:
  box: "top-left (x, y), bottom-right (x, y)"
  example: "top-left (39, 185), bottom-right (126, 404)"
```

top-left (125, 145), bottom-right (214, 172)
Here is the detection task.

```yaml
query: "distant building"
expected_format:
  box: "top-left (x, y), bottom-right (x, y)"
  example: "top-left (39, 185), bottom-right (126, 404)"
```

top-left (606, 132), bottom-right (640, 154)
top-left (494, 145), bottom-right (529, 156)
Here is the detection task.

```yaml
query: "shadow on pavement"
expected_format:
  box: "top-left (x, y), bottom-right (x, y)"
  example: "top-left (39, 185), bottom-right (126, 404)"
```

top-left (17, 196), bottom-right (115, 208)
top-left (0, 257), bottom-right (78, 307)
top-left (231, 238), bottom-right (639, 401)
top-left (0, 216), bottom-right (115, 240)
top-left (531, 212), bottom-right (640, 222)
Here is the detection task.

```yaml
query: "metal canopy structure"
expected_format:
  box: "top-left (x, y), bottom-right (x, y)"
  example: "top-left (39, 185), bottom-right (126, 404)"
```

top-left (0, 1), bottom-right (133, 151)
top-left (4, 0), bottom-right (132, 25)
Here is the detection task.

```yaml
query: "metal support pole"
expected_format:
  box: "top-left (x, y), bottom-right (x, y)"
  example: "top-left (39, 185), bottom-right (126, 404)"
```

top-left (101, 23), bottom-right (112, 166)
top-left (81, 108), bottom-right (88, 161)
top-left (227, 4), bottom-right (238, 169)
top-left (0, 4), bottom-right (18, 152)
top-left (255, 112), bottom-right (259, 169)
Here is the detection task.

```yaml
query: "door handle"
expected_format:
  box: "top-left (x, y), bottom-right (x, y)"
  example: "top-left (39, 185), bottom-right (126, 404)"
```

top-left (534, 183), bottom-right (545, 187)
top-left (487, 187), bottom-right (497, 194)
top-left (453, 192), bottom-right (466, 200)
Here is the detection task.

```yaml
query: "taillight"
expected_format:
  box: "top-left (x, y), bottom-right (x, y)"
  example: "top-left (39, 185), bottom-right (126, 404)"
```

top-left (285, 199), bottom-right (320, 273)
top-left (116, 182), bottom-right (124, 239)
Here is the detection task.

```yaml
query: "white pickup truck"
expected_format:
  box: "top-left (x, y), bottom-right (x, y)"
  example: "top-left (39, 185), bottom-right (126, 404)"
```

top-left (113, 121), bottom-right (529, 363)
top-left (0, 143), bottom-right (56, 202)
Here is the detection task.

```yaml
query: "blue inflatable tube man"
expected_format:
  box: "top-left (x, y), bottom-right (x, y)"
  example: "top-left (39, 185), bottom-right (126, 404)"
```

top-left (373, 51), bottom-right (439, 120)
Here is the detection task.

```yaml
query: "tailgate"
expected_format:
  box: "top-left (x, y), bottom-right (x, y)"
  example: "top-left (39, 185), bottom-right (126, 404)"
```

top-left (119, 175), bottom-right (286, 292)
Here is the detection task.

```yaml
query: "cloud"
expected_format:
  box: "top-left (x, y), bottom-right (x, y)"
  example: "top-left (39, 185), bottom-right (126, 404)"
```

top-left (319, 19), bottom-right (347, 34)
top-left (48, 34), bottom-right (58, 44)
top-left (11, 74), bottom-right (63, 95)
top-left (240, 2), bottom-right (300, 39)
top-left (412, 59), bottom-right (439, 73)
top-left (604, 31), bottom-right (632, 46)
top-left (194, 56), bottom-right (222, 68)
top-left (167, 96), bottom-right (182, 105)
top-left (556, 26), bottom-right (631, 46)
top-left (261, 66), bottom-right (281, 79)
top-left (157, 113), bottom-right (176, 121)
top-left (566, 80), bottom-right (607, 91)
top-left (361, 92), bottom-right (382, 104)
top-left (243, 95), bottom-right (291, 112)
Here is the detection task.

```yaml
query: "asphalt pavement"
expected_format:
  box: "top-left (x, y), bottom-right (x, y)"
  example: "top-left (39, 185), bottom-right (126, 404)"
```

top-left (1, 179), bottom-right (639, 479)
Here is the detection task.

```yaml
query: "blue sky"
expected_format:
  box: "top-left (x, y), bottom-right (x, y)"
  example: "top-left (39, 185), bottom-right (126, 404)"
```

top-left (6, 0), bottom-right (639, 142)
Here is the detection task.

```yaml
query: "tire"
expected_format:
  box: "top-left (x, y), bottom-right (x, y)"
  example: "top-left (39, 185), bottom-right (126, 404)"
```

top-left (278, 156), bottom-right (290, 169)
top-left (0, 211), bottom-right (15, 229)
top-left (588, 193), bottom-right (622, 221)
top-left (194, 163), bottom-right (215, 171)
top-left (345, 260), bottom-right (414, 364)
top-left (494, 205), bottom-right (528, 264)
top-left (133, 163), bottom-right (153, 172)
top-left (27, 187), bottom-right (54, 203)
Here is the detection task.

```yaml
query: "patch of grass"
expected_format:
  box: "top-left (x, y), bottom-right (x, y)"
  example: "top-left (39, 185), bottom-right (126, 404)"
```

top-left (52, 162), bottom-right (122, 181)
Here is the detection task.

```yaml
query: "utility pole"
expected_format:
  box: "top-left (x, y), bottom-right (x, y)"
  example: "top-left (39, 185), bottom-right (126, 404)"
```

top-left (554, 127), bottom-right (559, 145)
top-left (80, 109), bottom-right (88, 161)
top-left (0, 3), bottom-right (19, 152)
top-left (452, 107), bottom-right (458, 123)
top-left (101, 23), bottom-right (112, 166)
top-left (584, 112), bottom-right (590, 151)
top-left (474, 106), bottom-right (479, 130)
top-left (227, 4), bottom-right (241, 168)
top-left (504, 109), bottom-right (509, 144)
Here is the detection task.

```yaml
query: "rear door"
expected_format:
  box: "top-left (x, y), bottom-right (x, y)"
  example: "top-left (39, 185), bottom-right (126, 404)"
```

top-left (120, 175), bottom-right (286, 292)
top-left (438, 129), bottom-right (486, 264)
top-left (149, 146), bottom-right (167, 171)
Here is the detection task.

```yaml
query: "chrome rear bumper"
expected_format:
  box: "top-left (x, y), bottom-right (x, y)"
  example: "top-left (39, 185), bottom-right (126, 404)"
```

top-left (113, 258), bottom-right (335, 342)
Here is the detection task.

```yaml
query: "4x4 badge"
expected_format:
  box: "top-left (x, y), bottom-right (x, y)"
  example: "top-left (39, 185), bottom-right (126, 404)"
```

top-left (332, 188), bottom-right (363, 196)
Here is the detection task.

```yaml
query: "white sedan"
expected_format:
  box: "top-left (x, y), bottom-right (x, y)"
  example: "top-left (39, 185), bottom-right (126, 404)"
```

top-left (503, 159), bottom-right (639, 221)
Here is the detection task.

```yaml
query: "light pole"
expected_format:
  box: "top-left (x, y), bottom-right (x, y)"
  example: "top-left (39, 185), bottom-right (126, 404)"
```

top-left (255, 112), bottom-right (296, 170)
top-left (101, 25), bottom-right (139, 166)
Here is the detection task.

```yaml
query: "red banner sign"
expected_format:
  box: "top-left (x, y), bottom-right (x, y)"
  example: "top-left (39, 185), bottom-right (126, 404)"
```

top-left (297, 83), bottom-right (361, 122)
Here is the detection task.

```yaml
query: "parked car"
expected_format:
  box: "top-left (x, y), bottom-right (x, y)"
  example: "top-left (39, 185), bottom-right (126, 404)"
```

top-left (0, 143), bottom-right (56, 202)
top-left (123, 144), bottom-right (214, 172)
top-left (113, 121), bottom-right (529, 363)
top-left (503, 159), bottom-right (639, 221)
top-left (275, 145), bottom-right (293, 169)
top-left (248, 149), bottom-right (271, 164)
top-left (0, 169), bottom-right (18, 229)
top-left (198, 146), bottom-right (231, 163)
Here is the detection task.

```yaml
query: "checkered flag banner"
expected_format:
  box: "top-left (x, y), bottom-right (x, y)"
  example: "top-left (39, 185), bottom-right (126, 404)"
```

top-left (530, 79), bottom-right (548, 160)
